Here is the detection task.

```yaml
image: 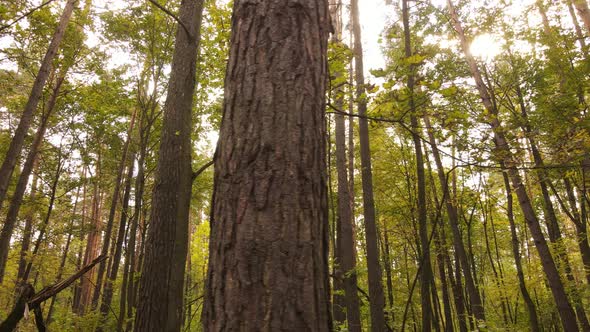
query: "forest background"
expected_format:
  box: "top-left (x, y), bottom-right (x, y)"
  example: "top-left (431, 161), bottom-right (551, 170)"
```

top-left (0, 0), bottom-right (590, 331)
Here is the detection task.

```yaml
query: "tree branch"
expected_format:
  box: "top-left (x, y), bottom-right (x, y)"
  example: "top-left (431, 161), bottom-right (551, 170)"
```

top-left (0, 0), bottom-right (58, 33)
top-left (192, 159), bottom-right (214, 181)
top-left (147, 0), bottom-right (192, 38)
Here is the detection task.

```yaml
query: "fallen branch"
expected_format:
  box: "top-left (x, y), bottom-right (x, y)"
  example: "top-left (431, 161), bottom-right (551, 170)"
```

top-left (0, 255), bottom-right (107, 331)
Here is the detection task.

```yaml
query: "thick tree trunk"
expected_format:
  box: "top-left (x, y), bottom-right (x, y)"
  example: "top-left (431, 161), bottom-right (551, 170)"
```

top-left (202, 0), bottom-right (332, 330)
top-left (134, 0), bottom-right (204, 330)
top-left (0, 72), bottom-right (65, 284)
top-left (447, 1), bottom-right (579, 330)
top-left (0, 0), bottom-right (75, 213)
top-left (350, 0), bottom-right (387, 330)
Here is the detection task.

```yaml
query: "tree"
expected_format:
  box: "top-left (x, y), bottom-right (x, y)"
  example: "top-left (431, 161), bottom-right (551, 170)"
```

top-left (0, 0), bottom-right (76, 215)
top-left (202, 0), bottom-right (332, 330)
top-left (446, 0), bottom-right (580, 330)
top-left (350, 0), bottom-right (387, 330)
top-left (134, 0), bottom-right (204, 330)
top-left (330, 1), bottom-right (362, 330)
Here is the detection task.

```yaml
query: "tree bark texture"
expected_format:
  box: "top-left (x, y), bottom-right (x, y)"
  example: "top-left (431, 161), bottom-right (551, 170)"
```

top-left (202, 0), bottom-right (332, 330)
top-left (134, 0), bottom-right (204, 330)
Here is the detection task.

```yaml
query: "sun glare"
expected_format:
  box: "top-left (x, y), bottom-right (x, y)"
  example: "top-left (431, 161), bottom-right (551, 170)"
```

top-left (470, 33), bottom-right (502, 61)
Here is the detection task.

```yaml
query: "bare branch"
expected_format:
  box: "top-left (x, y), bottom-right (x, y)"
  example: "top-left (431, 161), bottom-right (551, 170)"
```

top-left (147, 0), bottom-right (192, 38)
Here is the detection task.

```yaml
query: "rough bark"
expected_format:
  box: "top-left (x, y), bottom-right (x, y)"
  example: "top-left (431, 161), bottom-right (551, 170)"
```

top-left (447, 1), bottom-right (579, 330)
top-left (202, 0), bottom-right (332, 330)
top-left (0, 0), bottom-right (76, 213)
top-left (350, 0), bottom-right (387, 329)
top-left (134, 0), bottom-right (204, 330)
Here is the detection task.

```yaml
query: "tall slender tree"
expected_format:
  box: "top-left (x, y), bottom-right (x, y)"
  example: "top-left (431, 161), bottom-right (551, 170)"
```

top-left (134, 0), bottom-right (204, 330)
top-left (447, 1), bottom-right (580, 330)
top-left (350, 0), bottom-right (387, 330)
top-left (0, 0), bottom-right (76, 214)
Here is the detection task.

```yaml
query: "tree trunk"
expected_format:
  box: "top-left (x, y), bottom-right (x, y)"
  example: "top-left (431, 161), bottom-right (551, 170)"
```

top-left (46, 203), bottom-right (77, 324)
top-left (98, 152), bottom-right (135, 331)
top-left (0, 0), bottom-right (76, 213)
top-left (566, 0), bottom-right (589, 55)
top-left (513, 79), bottom-right (590, 330)
top-left (134, 0), bottom-right (204, 330)
top-left (202, 0), bottom-right (332, 330)
top-left (573, 0), bottom-right (590, 35)
top-left (446, 1), bottom-right (579, 330)
top-left (22, 150), bottom-right (65, 283)
top-left (92, 111), bottom-right (137, 310)
top-left (0, 72), bottom-right (65, 284)
top-left (501, 167), bottom-right (540, 332)
top-left (350, 0), bottom-right (387, 330)
top-left (401, 1), bottom-right (433, 329)
top-left (77, 152), bottom-right (103, 315)
top-left (16, 158), bottom-right (39, 282)
top-left (72, 169), bottom-right (88, 313)
top-left (563, 177), bottom-right (590, 284)
top-left (423, 114), bottom-right (485, 322)
top-left (330, 1), bottom-right (362, 330)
